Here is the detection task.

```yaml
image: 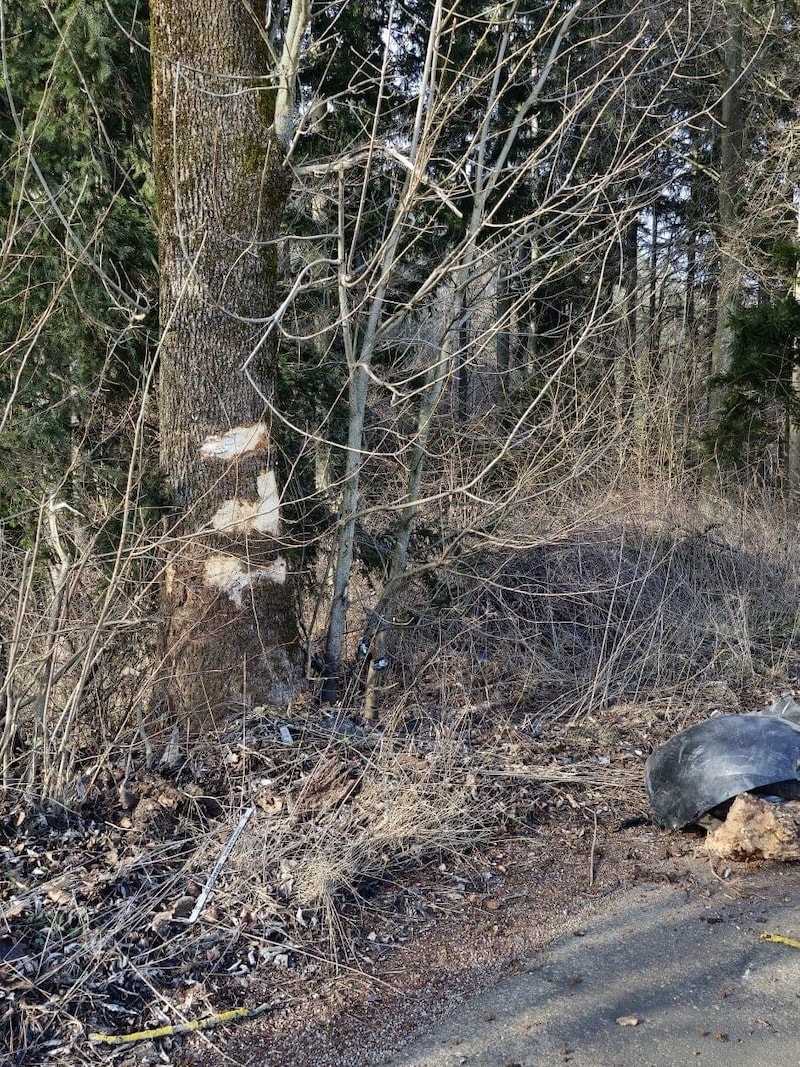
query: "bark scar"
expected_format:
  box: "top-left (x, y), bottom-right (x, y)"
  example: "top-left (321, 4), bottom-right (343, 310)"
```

top-left (200, 423), bottom-right (270, 460)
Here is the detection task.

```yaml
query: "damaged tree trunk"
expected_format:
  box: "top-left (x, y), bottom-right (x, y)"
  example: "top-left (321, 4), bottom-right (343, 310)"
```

top-left (151, 1), bottom-right (306, 719)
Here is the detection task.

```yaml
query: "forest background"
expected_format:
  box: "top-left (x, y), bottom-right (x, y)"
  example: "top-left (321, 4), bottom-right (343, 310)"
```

top-left (3, 0), bottom-right (800, 1060)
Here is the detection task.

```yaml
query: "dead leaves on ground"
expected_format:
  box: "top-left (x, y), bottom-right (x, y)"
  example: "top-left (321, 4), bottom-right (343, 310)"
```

top-left (0, 700), bottom-right (662, 1062)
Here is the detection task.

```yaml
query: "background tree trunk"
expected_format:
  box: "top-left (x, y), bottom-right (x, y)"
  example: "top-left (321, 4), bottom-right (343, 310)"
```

top-left (151, 1), bottom-right (302, 719)
top-left (709, 0), bottom-right (744, 419)
top-left (496, 262), bottom-right (512, 398)
top-left (789, 202), bottom-right (800, 489)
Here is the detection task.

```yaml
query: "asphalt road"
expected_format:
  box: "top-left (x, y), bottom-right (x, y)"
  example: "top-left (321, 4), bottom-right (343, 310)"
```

top-left (388, 869), bottom-right (800, 1067)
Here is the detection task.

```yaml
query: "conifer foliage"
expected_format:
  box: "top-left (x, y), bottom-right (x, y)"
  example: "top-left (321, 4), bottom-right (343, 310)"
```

top-left (0, 0), bottom-right (155, 542)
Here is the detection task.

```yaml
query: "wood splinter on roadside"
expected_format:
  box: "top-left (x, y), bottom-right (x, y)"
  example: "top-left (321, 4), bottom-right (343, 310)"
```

top-left (760, 932), bottom-right (800, 949)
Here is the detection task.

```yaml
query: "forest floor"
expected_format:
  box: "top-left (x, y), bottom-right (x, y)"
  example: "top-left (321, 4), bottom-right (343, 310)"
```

top-left (179, 687), bottom-right (795, 1067)
top-left (2, 677), bottom-right (793, 1067)
top-left (183, 794), bottom-right (719, 1067)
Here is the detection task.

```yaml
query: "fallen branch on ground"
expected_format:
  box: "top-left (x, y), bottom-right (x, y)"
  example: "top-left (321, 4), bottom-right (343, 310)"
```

top-left (88, 1003), bottom-right (269, 1045)
top-left (760, 932), bottom-right (800, 949)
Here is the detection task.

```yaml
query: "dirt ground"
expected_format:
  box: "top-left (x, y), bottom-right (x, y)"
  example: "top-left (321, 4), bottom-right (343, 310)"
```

top-left (179, 803), bottom-right (725, 1067)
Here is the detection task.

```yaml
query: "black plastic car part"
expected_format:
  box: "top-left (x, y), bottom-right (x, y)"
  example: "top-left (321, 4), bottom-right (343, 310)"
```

top-left (645, 712), bottom-right (800, 829)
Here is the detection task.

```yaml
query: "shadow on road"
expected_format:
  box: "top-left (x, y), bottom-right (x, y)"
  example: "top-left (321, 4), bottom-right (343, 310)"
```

top-left (390, 868), bottom-right (800, 1067)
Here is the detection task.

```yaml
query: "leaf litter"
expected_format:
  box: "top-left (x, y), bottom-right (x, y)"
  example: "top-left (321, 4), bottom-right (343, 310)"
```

top-left (0, 687), bottom-right (788, 1065)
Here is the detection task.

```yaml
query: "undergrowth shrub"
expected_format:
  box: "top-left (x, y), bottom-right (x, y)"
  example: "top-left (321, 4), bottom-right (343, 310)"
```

top-left (398, 492), bottom-right (800, 723)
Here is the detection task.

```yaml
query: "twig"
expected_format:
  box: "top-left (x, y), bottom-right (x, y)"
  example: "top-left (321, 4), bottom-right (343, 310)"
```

top-left (89, 1003), bottom-right (268, 1045)
top-left (588, 809), bottom-right (598, 888)
top-left (186, 806), bottom-right (255, 924)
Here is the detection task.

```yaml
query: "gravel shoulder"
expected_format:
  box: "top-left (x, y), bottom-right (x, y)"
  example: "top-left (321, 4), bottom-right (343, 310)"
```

top-left (181, 816), bottom-right (800, 1067)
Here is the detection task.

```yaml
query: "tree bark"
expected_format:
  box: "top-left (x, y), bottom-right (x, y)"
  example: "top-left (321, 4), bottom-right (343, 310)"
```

top-left (151, 0), bottom-right (302, 719)
top-left (613, 210), bottom-right (638, 433)
top-left (789, 202), bottom-right (800, 489)
top-left (496, 262), bottom-right (511, 396)
top-left (709, 1), bottom-right (744, 419)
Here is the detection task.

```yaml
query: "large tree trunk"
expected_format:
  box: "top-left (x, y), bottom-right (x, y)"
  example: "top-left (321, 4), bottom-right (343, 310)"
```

top-left (151, 1), bottom-right (303, 719)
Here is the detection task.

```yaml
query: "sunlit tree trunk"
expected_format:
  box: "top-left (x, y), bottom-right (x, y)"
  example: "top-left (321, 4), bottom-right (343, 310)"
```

top-left (151, 0), bottom-right (307, 719)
